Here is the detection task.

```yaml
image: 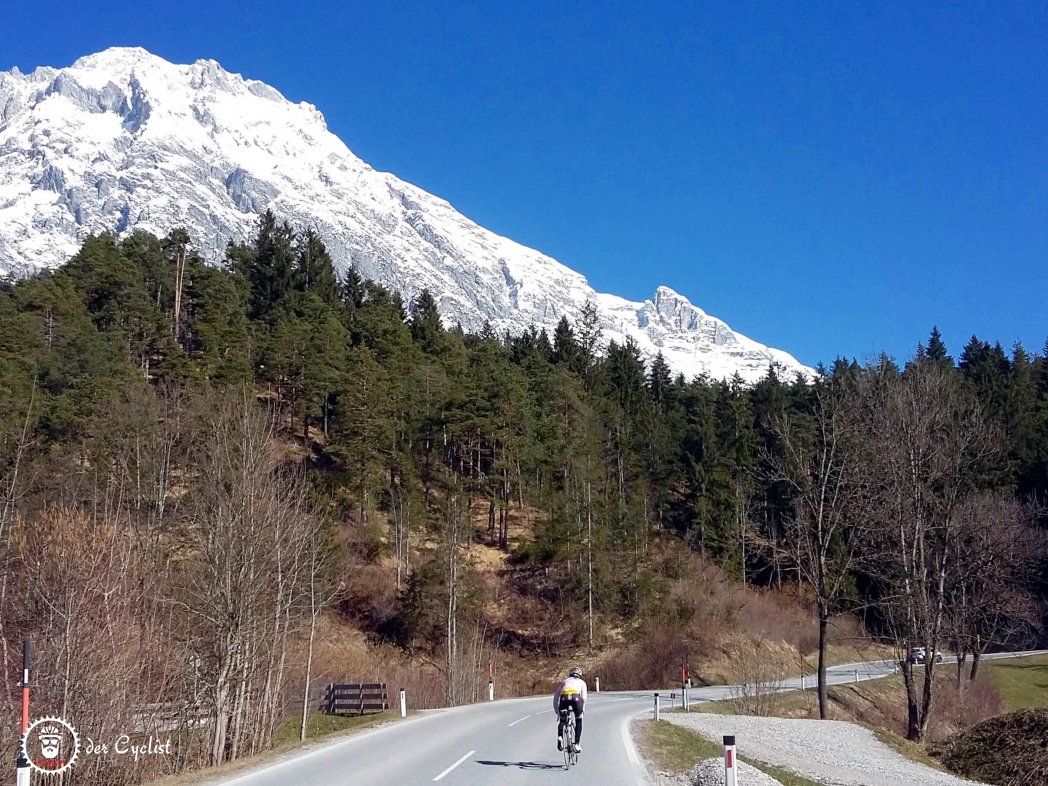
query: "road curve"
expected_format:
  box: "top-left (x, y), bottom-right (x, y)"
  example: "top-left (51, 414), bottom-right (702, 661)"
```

top-left (214, 691), bottom-right (652, 786)
top-left (212, 650), bottom-right (1047, 786)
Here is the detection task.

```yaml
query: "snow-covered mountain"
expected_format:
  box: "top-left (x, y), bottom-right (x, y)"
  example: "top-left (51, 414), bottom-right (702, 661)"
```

top-left (0, 47), bottom-right (811, 381)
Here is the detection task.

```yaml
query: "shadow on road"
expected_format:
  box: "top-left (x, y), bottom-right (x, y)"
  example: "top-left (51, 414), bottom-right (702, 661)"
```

top-left (476, 760), bottom-right (563, 770)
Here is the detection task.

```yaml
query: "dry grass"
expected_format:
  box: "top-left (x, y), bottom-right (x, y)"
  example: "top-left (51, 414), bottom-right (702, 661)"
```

top-left (594, 548), bottom-right (884, 694)
top-left (932, 708), bottom-right (1048, 786)
top-left (698, 665), bottom-right (1004, 745)
top-left (313, 501), bottom-right (885, 718)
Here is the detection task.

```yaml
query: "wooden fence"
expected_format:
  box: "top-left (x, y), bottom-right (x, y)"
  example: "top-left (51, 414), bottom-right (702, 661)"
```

top-left (322, 683), bottom-right (389, 716)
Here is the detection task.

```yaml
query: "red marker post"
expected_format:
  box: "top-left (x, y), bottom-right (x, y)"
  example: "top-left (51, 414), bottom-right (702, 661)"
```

top-left (723, 734), bottom-right (738, 786)
top-left (17, 639), bottom-right (30, 786)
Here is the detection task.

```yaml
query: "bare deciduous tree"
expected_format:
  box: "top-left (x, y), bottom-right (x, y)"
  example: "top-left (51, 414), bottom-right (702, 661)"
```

top-left (946, 495), bottom-right (1042, 685)
top-left (856, 360), bottom-right (996, 742)
top-left (173, 389), bottom-right (325, 764)
top-left (765, 377), bottom-right (869, 719)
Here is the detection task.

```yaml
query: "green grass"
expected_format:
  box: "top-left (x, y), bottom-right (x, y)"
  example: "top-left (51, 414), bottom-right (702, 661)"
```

top-left (986, 654), bottom-right (1048, 712)
top-left (637, 720), bottom-right (828, 786)
top-left (639, 718), bottom-right (723, 769)
top-left (273, 710), bottom-right (399, 745)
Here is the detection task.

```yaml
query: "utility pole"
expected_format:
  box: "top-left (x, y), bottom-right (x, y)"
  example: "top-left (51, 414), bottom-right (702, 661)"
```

top-left (17, 639), bottom-right (30, 786)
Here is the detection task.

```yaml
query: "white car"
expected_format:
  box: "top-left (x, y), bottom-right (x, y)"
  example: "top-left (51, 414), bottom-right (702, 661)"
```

top-left (909, 647), bottom-right (943, 664)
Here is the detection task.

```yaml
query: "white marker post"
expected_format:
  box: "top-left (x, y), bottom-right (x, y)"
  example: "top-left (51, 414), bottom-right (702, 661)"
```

top-left (854, 669), bottom-right (859, 684)
top-left (800, 674), bottom-right (806, 690)
top-left (488, 679), bottom-right (494, 702)
top-left (723, 734), bottom-right (738, 786)
top-left (595, 676), bottom-right (600, 693)
top-left (653, 692), bottom-right (660, 722)
top-left (682, 683), bottom-right (689, 712)
top-left (399, 688), bottom-right (407, 718)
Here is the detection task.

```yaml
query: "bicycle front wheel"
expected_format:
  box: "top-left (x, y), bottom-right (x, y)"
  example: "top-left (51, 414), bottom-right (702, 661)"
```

top-left (562, 717), bottom-right (573, 769)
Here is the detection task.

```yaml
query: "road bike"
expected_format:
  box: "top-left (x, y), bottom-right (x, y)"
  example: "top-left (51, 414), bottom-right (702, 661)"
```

top-left (560, 709), bottom-right (578, 769)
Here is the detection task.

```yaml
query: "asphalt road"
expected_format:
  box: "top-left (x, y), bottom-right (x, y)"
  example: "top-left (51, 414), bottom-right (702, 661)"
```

top-left (214, 650), bottom-right (1047, 786)
top-left (216, 691), bottom-right (653, 786)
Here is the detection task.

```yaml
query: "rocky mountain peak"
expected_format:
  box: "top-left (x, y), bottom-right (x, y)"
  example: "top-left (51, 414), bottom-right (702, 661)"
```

top-left (0, 48), bottom-right (813, 382)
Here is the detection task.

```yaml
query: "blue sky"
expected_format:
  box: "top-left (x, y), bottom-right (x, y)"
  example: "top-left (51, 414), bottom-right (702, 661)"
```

top-left (3, 1), bottom-right (1046, 367)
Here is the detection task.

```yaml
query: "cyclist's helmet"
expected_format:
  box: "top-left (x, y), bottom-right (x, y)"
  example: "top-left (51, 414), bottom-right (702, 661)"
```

top-left (568, 666), bottom-right (583, 679)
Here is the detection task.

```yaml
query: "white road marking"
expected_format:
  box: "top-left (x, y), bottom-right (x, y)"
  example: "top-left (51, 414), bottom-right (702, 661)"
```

top-left (433, 750), bottom-right (475, 782)
top-left (507, 714), bottom-right (532, 727)
top-left (621, 712), bottom-right (651, 785)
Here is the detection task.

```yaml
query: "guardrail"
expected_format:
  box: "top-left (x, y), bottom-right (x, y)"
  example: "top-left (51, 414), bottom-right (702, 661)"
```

top-left (323, 683), bottom-right (389, 716)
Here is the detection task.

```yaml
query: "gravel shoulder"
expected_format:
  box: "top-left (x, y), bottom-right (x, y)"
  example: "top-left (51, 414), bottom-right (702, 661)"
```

top-left (649, 758), bottom-right (783, 786)
top-left (661, 713), bottom-right (988, 786)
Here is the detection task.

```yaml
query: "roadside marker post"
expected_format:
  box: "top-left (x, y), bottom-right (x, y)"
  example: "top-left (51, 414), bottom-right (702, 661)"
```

top-left (723, 734), bottom-right (738, 786)
top-left (16, 639), bottom-right (30, 786)
top-left (595, 676), bottom-right (600, 692)
top-left (488, 680), bottom-right (494, 702)
top-left (399, 688), bottom-right (407, 718)
top-left (653, 692), bottom-right (660, 722)
top-left (682, 684), bottom-right (689, 712)
top-left (854, 669), bottom-right (859, 683)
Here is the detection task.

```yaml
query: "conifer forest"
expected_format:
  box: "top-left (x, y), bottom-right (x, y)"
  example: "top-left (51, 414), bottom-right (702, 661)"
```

top-left (1, 215), bottom-right (1045, 782)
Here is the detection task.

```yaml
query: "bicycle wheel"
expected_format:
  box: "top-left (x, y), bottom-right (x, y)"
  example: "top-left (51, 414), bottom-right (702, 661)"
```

top-left (568, 716), bottom-right (578, 767)
top-left (562, 714), bottom-right (573, 769)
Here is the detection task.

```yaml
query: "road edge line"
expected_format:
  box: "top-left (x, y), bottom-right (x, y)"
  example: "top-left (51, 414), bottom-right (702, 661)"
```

top-left (621, 711), bottom-right (651, 785)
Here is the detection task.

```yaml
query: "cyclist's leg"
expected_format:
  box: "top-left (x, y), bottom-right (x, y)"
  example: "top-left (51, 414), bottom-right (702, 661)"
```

top-left (567, 696), bottom-right (582, 750)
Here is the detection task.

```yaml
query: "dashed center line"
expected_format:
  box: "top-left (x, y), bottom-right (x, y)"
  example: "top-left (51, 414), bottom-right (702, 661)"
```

top-left (433, 750), bottom-right (475, 782)
top-left (507, 714), bottom-right (532, 727)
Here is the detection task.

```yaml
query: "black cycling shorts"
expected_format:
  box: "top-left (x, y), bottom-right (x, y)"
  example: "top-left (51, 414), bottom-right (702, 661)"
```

top-left (558, 694), bottom-right (583, 717)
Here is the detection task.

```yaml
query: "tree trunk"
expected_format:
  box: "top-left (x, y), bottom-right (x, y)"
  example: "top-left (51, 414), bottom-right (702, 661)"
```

top-left (817, 607), bottom-right (829, 719)
top-left (917, 659), bottom-right (935, 742)
top-left (900, 658), bottom-right (923, 742)
top-left (587, 480), bottom-right (594, 651)
top-left (300, 609), bottom-right (319, 742)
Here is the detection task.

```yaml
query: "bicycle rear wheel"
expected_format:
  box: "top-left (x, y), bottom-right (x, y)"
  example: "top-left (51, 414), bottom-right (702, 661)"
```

top-left (562, 714), bottom-right (574, 769)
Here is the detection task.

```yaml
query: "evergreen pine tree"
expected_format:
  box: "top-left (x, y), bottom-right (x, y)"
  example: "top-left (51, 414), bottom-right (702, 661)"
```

top-left (926, 326), bottom-right (952, 366)
top-left (552, 316), bottom-right (581, 369)
top-left (295, 228), bottom-right (342, 308)
top-left (342, 266), bottom-right (367, 310)
top-left (1037, 339), bottom-right (1048, 399)
top-left (239, 210), bottom-right (297, 320)
top-left (646, 352), bottom-right (673, 410)
top-left (1008, 342), bottom-right (1040, 494)
top-left (574, 300), bottom-right (602, 383)
top-left (409, 289), bottom-right (443, 355)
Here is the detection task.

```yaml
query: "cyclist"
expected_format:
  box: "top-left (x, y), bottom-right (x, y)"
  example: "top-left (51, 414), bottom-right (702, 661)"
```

top-left (553, 665), bottom-right (587, 753)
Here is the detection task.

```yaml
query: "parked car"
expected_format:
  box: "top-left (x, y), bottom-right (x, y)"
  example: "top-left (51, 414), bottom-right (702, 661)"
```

top-left (908, 647), bottom-right (944, 664)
